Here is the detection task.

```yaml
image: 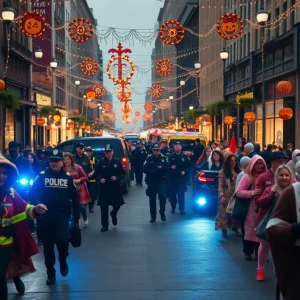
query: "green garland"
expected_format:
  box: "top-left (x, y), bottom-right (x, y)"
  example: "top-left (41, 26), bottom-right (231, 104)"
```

top-left (206, 100), bottom-right (232, 116)
top-left (0, 91), bottom-right (20, 110)
top-left (39, 106), bottom-right (56, 117)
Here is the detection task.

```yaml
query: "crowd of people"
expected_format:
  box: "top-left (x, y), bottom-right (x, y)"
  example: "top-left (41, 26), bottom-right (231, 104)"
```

top-left (1, 137), bottom-right (300, 299)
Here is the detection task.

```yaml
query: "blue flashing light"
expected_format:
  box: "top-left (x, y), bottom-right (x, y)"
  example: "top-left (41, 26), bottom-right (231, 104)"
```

top-left (19, 178), bottom-right (29, 185)
top-left (196, 197), bottom-right (207, 206)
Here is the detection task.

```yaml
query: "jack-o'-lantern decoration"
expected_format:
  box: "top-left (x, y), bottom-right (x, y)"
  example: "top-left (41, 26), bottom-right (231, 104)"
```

top-left (81, 58), bottom-right (98, 76)
top-left (103, 102), bottom-right (113, 112)
top-left (68, 18), bottom-right (94, 43)
top-left (73, 109), bottom-right (79, 115)
top-left (135, 111), bottom-right (140, 117)
top-left (144, 102), bottom-right (154, 113)
top-left (216, 13), bottom-right (244, 40)
top-left (277, 81), bottom-right (292, 95)
top-left (149, 84), bottom-right (163, 98)
top-left (37, 117), bottom-right (45, 126)
top-left (159, 100), bottom-right (171, 109)
top-left (278, 107), bottom-right (293, 120)
top-left (46, 125), bottom-right (51, 130)
top-left (0, 80), bottom-right (5, 91)
top-left (244, 112), bottom-right (256, 123)
top-left (93, 84), bottom-right (105, 97)
top-left (224, 115), bottom-right (234, 125)
top-left (160, 20), bottom-right (184, 45)
top-left (156, 59), bottom-right (173, 77)
top-left (85, 88), bottom-right (96, 101)
top-left (169, 115), bottom-right (175, 122)
top-left (20, 12), bottom-right (47, 37)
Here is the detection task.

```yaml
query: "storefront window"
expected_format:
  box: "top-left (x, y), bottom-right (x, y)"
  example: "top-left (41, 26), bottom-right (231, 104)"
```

top-left (284, 43), bottom-right (293, 60)
top-left (5, 109), bottom-right (15, 148)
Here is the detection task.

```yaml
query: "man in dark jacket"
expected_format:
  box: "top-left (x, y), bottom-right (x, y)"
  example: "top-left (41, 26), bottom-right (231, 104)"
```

top-left (192, 138), bottom-right (204, 164)
top-left (73, 142), bottom-right (91, 175)
top-left (95, 144), bottom-right (126, 232)
top-left (130, 140), bottom-right (147, 186)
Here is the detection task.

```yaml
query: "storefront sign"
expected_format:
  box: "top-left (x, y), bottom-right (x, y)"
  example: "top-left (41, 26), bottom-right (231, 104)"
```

top-left (32, 0), bottom-right (52, 90)
top-left (36, 94), bottom-right (51, 106)
top-left (236, 92), bottom-right (254, 104)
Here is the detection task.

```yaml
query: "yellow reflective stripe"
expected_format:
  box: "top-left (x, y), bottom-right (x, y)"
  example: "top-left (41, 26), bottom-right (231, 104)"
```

top-left (0, 236), bottom-right (14, 246)
top-left (25, 204), bottom-right (35, 219)
top-left (10, 212), bottom-right (26, 224)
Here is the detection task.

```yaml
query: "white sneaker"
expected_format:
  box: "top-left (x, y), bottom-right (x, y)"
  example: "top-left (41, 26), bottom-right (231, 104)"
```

top-left (84, 219), bottom-right (89, 227)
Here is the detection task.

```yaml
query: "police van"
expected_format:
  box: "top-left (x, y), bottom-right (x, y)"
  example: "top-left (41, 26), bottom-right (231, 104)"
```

top-left (55, 137), bottom-right (131, 193)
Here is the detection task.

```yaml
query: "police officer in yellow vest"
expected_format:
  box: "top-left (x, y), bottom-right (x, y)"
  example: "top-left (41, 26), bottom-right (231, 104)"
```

top-left (29, 149), bottom-right (79, 286)
top-left (85, 147), bottom-right (98, 213)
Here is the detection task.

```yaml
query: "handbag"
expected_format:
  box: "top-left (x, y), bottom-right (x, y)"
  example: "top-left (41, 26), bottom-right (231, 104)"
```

top-left (231, 185), bottom-right (252, 221)
top-left (226, 193), bottom-right (236, 214)
top-left (69, 224), bottom-right (81, 248)
top-left (255, 195), bottom-right (277, 241)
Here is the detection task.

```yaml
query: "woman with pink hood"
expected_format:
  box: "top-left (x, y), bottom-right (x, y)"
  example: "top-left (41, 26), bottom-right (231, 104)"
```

top-left (236, 155), bottom-right (267, 261)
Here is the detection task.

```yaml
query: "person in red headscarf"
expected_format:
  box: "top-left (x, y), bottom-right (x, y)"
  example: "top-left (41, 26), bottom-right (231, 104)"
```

top-left (0, 156), bottom-right (47, 300)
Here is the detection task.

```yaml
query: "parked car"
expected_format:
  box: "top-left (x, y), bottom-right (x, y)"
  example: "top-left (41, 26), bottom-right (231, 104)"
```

top-left (55, 137), bottom-right (131, 193)
top-left (192, 168), bottom-right (220, 215)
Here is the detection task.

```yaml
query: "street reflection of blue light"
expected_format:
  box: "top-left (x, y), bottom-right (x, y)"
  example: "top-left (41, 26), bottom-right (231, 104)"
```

top-left (196, 197), bottom-right (207, 206)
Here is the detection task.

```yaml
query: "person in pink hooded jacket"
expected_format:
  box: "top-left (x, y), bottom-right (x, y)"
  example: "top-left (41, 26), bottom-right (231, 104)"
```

top-left (236, 155), bottom-right (267, 262)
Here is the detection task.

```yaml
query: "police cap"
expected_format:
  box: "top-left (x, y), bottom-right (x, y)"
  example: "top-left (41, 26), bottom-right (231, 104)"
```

top-left (174, 141), bottom-right (181, 146)
top-left (48, 149), bottom-right (63, 161)
top-left (76, 142), bottom-right (85, 148)
top-left (85, 146), bottom-right (93, 152)
top-left (152, 143), bottom-right (161, 150)
top-left (104, 144), bottom-right (113, 151)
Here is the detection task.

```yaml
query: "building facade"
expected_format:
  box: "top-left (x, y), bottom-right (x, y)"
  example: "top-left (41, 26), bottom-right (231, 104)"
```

top-left (224, 0), bottom-right (300, 148)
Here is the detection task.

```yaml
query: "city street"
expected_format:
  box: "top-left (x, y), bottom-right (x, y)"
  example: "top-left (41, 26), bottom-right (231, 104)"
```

top-left (8, 185), bottom-right (275, 300)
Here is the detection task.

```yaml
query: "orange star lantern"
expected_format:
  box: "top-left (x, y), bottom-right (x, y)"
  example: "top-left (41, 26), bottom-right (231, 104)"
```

top-left (149, 84), bottom-right (163, 98)
top-left (81, 58), bottom-right (98, 76)
top-left (156, 59), bottom-right (173, 77)
top-left (160, 20), bottom-right (184, 45)
top-left (68, 18), bottom-right (94, 43)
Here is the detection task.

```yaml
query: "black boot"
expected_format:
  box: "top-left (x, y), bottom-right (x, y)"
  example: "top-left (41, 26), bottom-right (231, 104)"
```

top-left (46, 275), bottom-right (56, 285)
top-left (0, 278), bottom-right (8, 300)
top-left (110, 212), bottom-right (117, 226)
top-left (60, 260), bottom-right (69, 277)
top-left (13, 277), bottom-right (25, 295)
top-left (160, 213), bottom-right (166, 222)
top-left (150, 217), bottom-right (156, 223)
top-left (101, 226), bottom-right (108, 232)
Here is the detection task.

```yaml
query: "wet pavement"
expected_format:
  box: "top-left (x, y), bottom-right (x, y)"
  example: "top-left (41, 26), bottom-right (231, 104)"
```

top-left (8, 185), bottom-right (275, 299)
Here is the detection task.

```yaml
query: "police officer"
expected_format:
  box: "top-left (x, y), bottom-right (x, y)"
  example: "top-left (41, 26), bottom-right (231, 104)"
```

top-left (143, 142), bottom-right (169, 223)
top-left (167, 141), bottom-right (191, 215)
top-left (160, 139), bottom-right (171, 157)
top-left (29, 149), bottom-right (79, 285)
top-left (95, 144), bottom-right (126, 232)
top-left (73, 142), bottom-right (92, 175)
top-left (130, 140), bottom-right (147, 186)
top-left (85, 147), bottom-right (98, 213)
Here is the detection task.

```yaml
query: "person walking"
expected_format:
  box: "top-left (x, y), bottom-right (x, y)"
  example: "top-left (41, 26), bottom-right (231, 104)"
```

top-left (29, 149), bottom-right (79, 285)
top-left (63, 153), bottom-right (91, 227)
top-left (143, 142), bottom-right (169, 223)
top-left (196, 146), bottom-right (212, 167)
top-left (85, 147), bottom-right (98, 213)
top-left (73, 142), bottom-right (92, 176)
top-left (130, 140), bottom-right (147, 186)
top-left (95, 144), bottom-right (126, 232)
top-left (0, 156), bottom-right (47, 300)
top-left (160, 139), bottom-right (172, 157)
top-left (167, 141), bottom-right (191, 215)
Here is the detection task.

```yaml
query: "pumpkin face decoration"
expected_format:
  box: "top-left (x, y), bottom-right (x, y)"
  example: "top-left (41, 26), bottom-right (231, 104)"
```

top-left (85, 88), bottom-right (96, 101)
top-left (217, 13), bottom-right (243, 40)
top-left (20, 12), bottom-right (47, 37)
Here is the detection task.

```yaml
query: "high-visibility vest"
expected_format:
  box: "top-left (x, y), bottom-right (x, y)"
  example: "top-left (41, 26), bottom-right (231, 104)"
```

top-left (267, 182), bottom-right (300, 247)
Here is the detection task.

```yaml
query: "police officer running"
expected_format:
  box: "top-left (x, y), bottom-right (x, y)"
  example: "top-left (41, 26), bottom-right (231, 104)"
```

top-left (95, 144), bottom-right (126, 232)
top-left (168, 141), bottom-right (191, 215)
top-left (29, 149), bottom-right (79, 285)
top-left (130, 140), bottom-right (147, 186)
top-left (143, 142), bottom-right (169, 223)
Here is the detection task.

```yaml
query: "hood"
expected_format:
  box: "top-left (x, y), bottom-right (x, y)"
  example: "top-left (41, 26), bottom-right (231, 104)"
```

top-left (245, 154), bottom-right (267, 175)
top-left (292, 149), bottom-right (300, 162)
top-left (0, 156), bottom-right (19, 190)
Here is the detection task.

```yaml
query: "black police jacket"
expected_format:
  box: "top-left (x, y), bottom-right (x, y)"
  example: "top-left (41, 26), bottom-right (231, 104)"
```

top-left (130, 147), bottom-right (147, 166)
top-left (167, 152), bottom-right (191, 184)
top-left (143, 154), bottom-right (169, 183)
top-left (161, 148), bottom-right (172, 157)
top-left (95, 157), bottom-right (126, 206)
top-left (29, 168), bottom-right (79, 221)
top-left (74, 153), bottom-right (92, 175)
top-left (9, 155), bottom-right (33, 178)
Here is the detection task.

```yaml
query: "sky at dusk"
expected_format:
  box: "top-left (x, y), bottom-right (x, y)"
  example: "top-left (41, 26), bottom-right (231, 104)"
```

top-left (86, 0), bottom-right (163, 131)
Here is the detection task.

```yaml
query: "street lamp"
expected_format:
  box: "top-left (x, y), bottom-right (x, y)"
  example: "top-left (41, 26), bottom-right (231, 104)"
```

top-left (189, 106), bottom-right (194, 111)
top-left (169, 95), bottom-right (174, 100)
top-left (50, 58), bottom-right (57, 108)
top-left (180, 80), bottom-right (185, 86)
top-left (220, 48), bottom-right (229, 60)
top-left (220, 48), bottom-right (229, 140)
top-left (2, 5), bottom-right (15, 21)
top-left (75, 80), bottom-right (80, 87)
top-left (194, 62), bottom-right (201, 69)
top-left (256, 8), bottom-right (269, 147)
top-left (34, 47), bottom-right (43, 59)
top-left (50, 58), bottom-right (57, 68)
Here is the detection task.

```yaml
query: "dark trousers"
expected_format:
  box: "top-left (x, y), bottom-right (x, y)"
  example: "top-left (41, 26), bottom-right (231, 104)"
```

top-left (134, 164), bottom-right (143, 184)
top-left (100, 205), bottom-right (120, 227)
top-left (39, 216), bottom-right (69, 277)
top-left (169, 184), bottom-right (186, 211)
top-left (79, 204), bottom-right (87, 221)
top-left (241, 221), bottom-right (259, 256)
top-left (87, 181), bottom-right (98, 211)
top-left (0, 247), bottom-right (12, 300)
top-left (148, 182), bottom-right (166, 218)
